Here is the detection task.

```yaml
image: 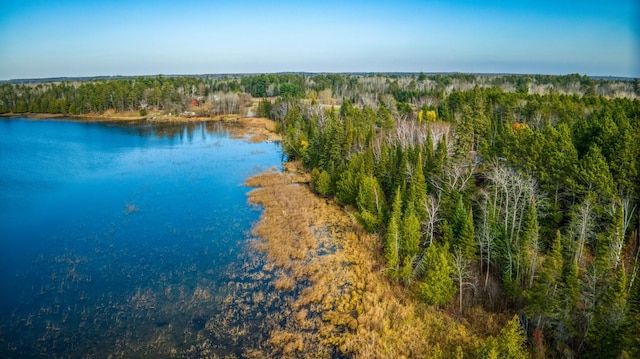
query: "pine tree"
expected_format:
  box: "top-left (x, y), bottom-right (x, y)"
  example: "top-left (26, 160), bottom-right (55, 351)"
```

top-left (451, 195), bottom-right (467, 239)
top-left (376, 104), bottom-right (394, 131)
top-left (621, 269), bottom-right (640, 358)
top-left (335, 167), bottom-right (359, 205)
top-left (385, 188), bottom-right (403, 279)
top-left (418, 243), bottom-right (456, 307)
top-left (423, 128), bottom-right (435, 171)
top-left (355, 176), bottom-right (386, 232)
top-left (455, 104), bottom-right (475, 155)
top-left (607, 114), bottom-right (639, 196)
top-left (540, 123), bottom-right (578, 205)
top-left (587, 268), bottom-right (628, 358)
top-left (458, 208), bottom-right (476, 259)
top-left (525, 230), bottom-right (562, 331)
top-left (440, 219), bottom-right (454, 248)
top-left (313, 169), bottom-right (332, 197)
top-left (432, 136), bottom-right (449, 178)
top-left (496, 315), bottom-right (529, 359)
top-left (521, 198), bottom-right (540, 289)
top-left (579, 144), bottom-right (615, 202)
top-left (400, 206), bottom-right (421, 281)
top-left (375, 142), bottom-right (394, 195)
top-left (478, 337), bottom-right (500, 359)
top-left (558, 258), bottom-right (580, 346)
top-left (410, 152), bottom-right (428, 220)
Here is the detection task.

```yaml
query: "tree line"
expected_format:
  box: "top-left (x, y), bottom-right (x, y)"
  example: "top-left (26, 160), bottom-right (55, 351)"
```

top-left (2, 73), bottom-right (637, 117)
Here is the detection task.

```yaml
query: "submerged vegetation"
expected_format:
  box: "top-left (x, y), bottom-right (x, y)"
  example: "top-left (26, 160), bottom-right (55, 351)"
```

top-left (2, 72), bottom-right (640, 357)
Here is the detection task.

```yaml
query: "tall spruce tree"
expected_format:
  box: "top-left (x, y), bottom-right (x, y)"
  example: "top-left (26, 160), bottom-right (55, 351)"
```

top-left (385, 188), bottom-right (403, 279)
top-left (410, 152), bottom-right (428, 220)
top-left (399, 205), bottom-right (421, 282)
top-left (355, 175), bottom-right (386, 232)
top-left (418, 243), bottom-right (456, 307)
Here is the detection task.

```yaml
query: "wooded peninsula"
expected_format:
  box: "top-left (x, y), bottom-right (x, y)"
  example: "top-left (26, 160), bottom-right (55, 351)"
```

top-left (2, 73), bottom-right (639, 358)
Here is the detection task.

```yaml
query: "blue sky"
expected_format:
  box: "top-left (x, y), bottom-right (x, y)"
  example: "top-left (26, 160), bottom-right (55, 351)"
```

top-left (0, 0), bottom-right (637, 79)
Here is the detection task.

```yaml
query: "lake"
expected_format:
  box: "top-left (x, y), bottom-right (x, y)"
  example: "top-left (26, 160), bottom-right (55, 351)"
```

top-left (0, 118), bottom-right (283, 358)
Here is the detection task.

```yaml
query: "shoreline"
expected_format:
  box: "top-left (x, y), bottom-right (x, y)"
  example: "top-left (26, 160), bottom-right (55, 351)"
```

top-left (244, 161), bottom-right (498, 357)
top-left (1, 112), bottom-right (282, 143)
top-left (1, 111), bottom-right (223, 122)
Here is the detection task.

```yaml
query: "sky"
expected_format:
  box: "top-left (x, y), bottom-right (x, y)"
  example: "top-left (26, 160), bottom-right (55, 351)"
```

top-left (0, 0), bottom-right (638, 80)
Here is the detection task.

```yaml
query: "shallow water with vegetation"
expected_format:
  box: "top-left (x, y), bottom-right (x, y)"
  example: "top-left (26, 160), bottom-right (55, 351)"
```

top-left (0, 118), bottom-right (283, 358)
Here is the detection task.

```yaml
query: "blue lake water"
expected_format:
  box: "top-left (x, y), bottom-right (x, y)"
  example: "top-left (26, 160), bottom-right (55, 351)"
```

top-left (0, 118), bottom-right (283, 357)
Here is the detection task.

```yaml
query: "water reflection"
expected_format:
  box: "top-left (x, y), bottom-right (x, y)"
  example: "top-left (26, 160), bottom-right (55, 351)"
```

top-left (114, 120), bottom-right (231, 141)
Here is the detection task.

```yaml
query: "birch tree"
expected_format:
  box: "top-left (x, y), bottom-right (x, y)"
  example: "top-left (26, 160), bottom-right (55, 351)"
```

top-left (452, 247), bottom-right (475, 314)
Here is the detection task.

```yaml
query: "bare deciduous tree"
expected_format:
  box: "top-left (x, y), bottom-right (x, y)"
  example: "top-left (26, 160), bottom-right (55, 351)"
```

top-left (270, 100), bottom-right (290, 123)
top-left (422, 194), bottom-right (441, 246)
top-left (483, 160), bottom-right (539, 286)
top-left (477, 189), bottom-right (496, 288)
top-left (452, 248), bottom-right (476, 314)
top-left (569, 198), bottom-right (594, 266)
top-left (318, 89), bottom-right (334, 105)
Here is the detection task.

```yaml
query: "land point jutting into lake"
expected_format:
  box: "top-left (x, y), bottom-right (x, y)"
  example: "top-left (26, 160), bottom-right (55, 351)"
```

top-left (1, 73), bottom-right (639, 358)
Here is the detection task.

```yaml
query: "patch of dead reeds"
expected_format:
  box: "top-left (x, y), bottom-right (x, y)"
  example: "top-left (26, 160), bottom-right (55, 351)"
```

top-left (224, 117), bottom-right (283, 143)
top-left (245, 160), bottom-right (502, 358)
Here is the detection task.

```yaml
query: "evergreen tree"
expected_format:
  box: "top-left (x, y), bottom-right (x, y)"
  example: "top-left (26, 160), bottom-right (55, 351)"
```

top-left (521, 198), bottom-right (540, 289)
top-left (478, 337), bottom-right (500, 359)
top-left (409, 152), bottom-right (428, 220)
top-left (385, 215), bottom-right (401, 279)
top-left (586, 268), bottom-right (628, 358)
top-left (384, 188), bottom-right (403, 279)
top-left (558, 259), bottom-right (580, 347)
top-left (355, 175), bottom-right (386, 232)
top-left (440, 219), bottom-right (455, 248)
top-left (578, 144), bottom-right (615, 202)
top-left (495, 315), bottom-right (529, 359)
top-left (418, 243), bottom-right (456, 307)
top-left (313, 169), bottom-right (332, 197)
top-left (525, 230), bottom-right (562, 332)
top-left (335, 164), bottom-right (360, 205)
top-left (431, 136), bottom-right (449, 178)
top-left (621, 269), bottom-right (640, 358)
top-left (457, 208), bottom-right (476, 259)
top-left (399, 206), bottom-right (421, 281)
top-left (451, 195), bottom-right (467, 239)
top-left (607, 114), bottom-right (638, 196)
top-left (376, 104), bottom-right (395, 131)
top-left (455, 104), bottom-right (475, 155)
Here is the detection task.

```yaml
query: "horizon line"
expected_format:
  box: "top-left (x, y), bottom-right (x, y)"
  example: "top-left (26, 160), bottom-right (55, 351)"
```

top-left (2, 71), bottom-right (636, 84)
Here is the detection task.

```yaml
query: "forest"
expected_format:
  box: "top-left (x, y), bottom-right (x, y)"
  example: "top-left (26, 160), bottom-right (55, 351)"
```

top-left (2, 72), bottom-right (639, 357)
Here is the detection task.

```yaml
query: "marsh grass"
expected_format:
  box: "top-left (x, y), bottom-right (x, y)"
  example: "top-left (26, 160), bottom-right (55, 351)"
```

top-left (224, 117), bottom-right (283, 143)
top-left (244, 160), bottom-right (504, 358)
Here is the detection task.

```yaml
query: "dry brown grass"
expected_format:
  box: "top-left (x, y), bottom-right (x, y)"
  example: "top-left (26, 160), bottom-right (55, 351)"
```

top-left (225, 117), bottom-right (282, 143)
top-left (273, 272), bottom-right (296, 291)
top-left (246, 160), bottom-right (492, 358)
top-left (269, 330), bottom-right (304, 355)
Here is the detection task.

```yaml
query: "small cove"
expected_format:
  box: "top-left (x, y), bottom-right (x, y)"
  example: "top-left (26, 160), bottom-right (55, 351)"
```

top-left (0, 118), bottom-right (283, 357)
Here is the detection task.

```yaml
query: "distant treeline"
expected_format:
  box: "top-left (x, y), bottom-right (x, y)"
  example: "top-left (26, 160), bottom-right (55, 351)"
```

top-left (1, 73), bottom-right (638, 116)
